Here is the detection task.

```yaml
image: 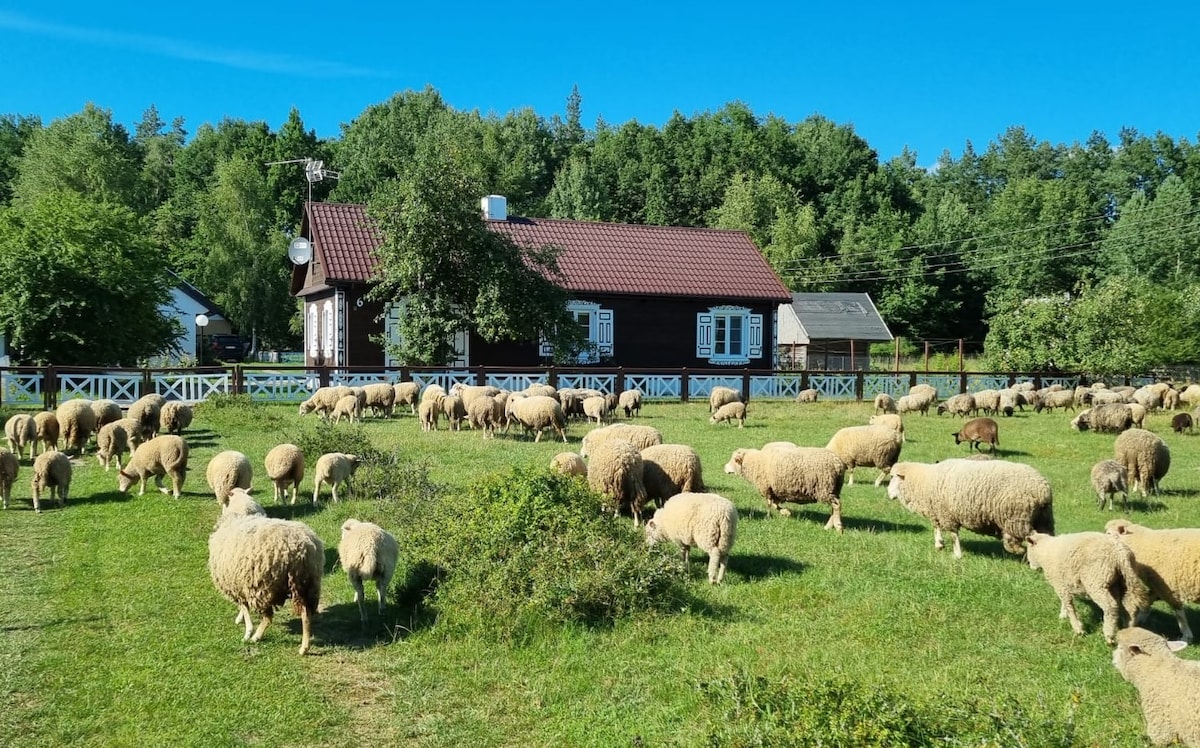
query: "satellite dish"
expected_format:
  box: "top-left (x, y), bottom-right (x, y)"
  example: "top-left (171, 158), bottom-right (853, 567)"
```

top-left (288, 237), bottom-right (313, 265)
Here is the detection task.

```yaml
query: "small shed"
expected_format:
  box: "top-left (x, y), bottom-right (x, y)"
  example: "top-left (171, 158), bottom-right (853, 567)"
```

top-left (777, 292), bottom-right (892, 370)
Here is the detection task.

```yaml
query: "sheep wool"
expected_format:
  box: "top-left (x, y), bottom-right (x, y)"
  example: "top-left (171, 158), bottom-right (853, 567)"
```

top-left (887, 459), bottom-right (1054, 558)
top-left (392, 381), bottom-right (421, 415)
top-left (579, 423), bottom-right (663, 458)
top-left (90, 399), bottom-right (123, 432)
top-left (1114, 428), bottom-right (1170, 496)
top-left (936, 392), bottom-right (976, 417)
top-left (1025, 531), bottom-right (1148, 644)
top-left (338, 519), bottom-right (400, 621)
top-left (618, 389), bottom-right (642, 418)
top-left (709, 401), bottom-right (746, 428)
top-left (33, 411), bottom-right (59, 455)
top-left (331, 394), bottom-right (360, 424)
top-left (312, 452), bottom-right (360, 505)
top-left (795, 388), bottom-right (818, 403)
top-left (0, 448), bottom-right (17, 510)
top-left (587, 439), bottom-right (649, 525)
top-left (95, 420), bottom-right (133, 472)
top-left (640, 443), bottom-right (704, 504)
top-left (448, 383), bottom-right (502, 409)
top-left (208, 513), bottom-right (323, 655)
top-left (5, 413), bottom-right (36, 459)
top-left (582, 395), bottom-right (609, 425)
top-left (466, 395), bottom-right (504, 438)
top-left (264, 444), bottom-right (305, 504)
top-left (361, 382), bottom-right (397, 417)
top-left (127, 394), bottom-right (163, 439)
top-left (298, 386), bottom-right (346, 419)
top-left (158, 401), bottom-right (193, 435)
top-left (824, 425), bottom-right (902, 486)
top-left (867, 413), bottom-right (905, 442)
top-left (206, 450), bottom-right (253, 506)
top-left (646, 492), bottom-right (738, 584)
top-left (708, 386), bottom-right (741, 413)
top-left (873, 393), bottom-right (897, 414)
top-left (549, 451), bottom-right (587, 477)
top-left (441, 394), bottom-right (467, 431)
top-left (509, 395), bottom-right (568, 443)
top-left (1104, 519), bottom-right (1200, 643)
top-left (724, 446), bottom-right (846, 532)
top-left (418, 397), bottom-right (441, 432)
top-left (1071, 404), bottom-right (1133, 433)
top-left (117, 435), bottom-right (189, 499)
top-left (222, 487), bottom-right (265, 519)
top-left (31, 451), bottom-right (72, 513)
top-left (55, 398), bottom-right (96, 455)
top-left (1090, 459), bottom-right (1129, 511)
top-left (1112, 627), bottom-right (1200, 747)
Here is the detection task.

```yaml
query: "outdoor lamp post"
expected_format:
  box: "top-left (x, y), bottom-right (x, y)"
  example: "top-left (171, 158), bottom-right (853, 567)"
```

top-left (195, 314), bottom-right (209, 364)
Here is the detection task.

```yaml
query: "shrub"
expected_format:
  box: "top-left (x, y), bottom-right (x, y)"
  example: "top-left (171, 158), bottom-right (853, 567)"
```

top-left (194, 394), bottom-right (286, 432)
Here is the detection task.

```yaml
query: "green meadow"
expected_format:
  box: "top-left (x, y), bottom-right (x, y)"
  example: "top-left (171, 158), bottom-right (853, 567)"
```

top-left (1, 396), bottom-right (1197, 747)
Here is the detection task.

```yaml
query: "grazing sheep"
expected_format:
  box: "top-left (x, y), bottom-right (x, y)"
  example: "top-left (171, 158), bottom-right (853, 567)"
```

top-left (1105, 519), bottom-right (1200, 642)
top-left (449, 383), bottom-right (502, 410)
top-left (645, 492), bottom-right (738, 584)
top-left (298, 386), bottom-right (346, 419)
top-left (1179, 383), bottom-right (1200, 407)
top-left (618, 389), bottom-right (643, 418)
top-left (709, 386), bottom-right (741, 413)
top-left (825, 425), bottom-right (903, 486)
top-left (32, 411), bottom-right (59, 455)
top-left (1133, 385), bottom-right (1165, 411)
top-left (795, 388), bottom-right (818, 403)
top-left (127, 394), bottom-right (163, 439)
top-left (223, 487), bottom-right (266, 519)
top-left (896, 394), bottom-right (930, 416)
top-left (1163, 388), bottom-right (1181, 411)
top-left (906, 383), bottom-right (938, 414)
top-left (208, 512), bottom-right (323, 655)
top-left (5, 413), bottom-right (36, 459)
top-left (997, 389), bottom-right (1020, 417)
top-left (393, 381), bottom-right (420, 415)
top-left (709, 401), bottom-right (746, 428)
top-left (522, 383), bottom-right (558, 400)
top-left (640, 443), bottom-right (704, 504)
top-left (1035, 389), bottom-right (1076, 413)
top-left (312, 452), bottom-right (360, 505)
top-left (582, 395), bottom-right (611, 425)
top-left (338, 519), bottom-right (400, 622)
top-left (1114, 428), bottom-right (1170, 496)
top-left (973, 389), bottom-right (1001, 416)
top-left (579, 423), bottom-right (663, 458)
top-left (549, 451), bottom-right (587, 477)
top-left (587, 439), bottom-right (649, 525)
top-left (30, 451), bottom-right (72, 513)
top-left (206, 450), bottom-right (253, 506)
top-left (418, 396), bottom-right (441, 432)
top-left (90, 399), bottom-right (123, 432)
top-left (466, 395), bottom-right (504, 438)
top-left (952, 417), bottom-right (999, 453)
top-left (936, 393), bottom-right (976, 417)
top-left (1091, 459), bottom-right (1130, 511)
top-left (873, 393), bottom-right (897, 414)
top-left (1111, 627), bottom-right (1200, 747)
top-left (264, 444), bottom-right (305, 504)
top-left (361, 382), bottom-right (397, 418)
top-left (1171, 412), bottom-right (1193, 434)
top-left (0, 449), bottom-right (16, 509)
top-left (1071, 404), bottom-right (1134, 433)
top-left (158, 401), bottom-right (193, 436)
top-left (509, 395), bottom-right (568, 443)
top-left (331, 394), bottom-right (360, 424)
top-left (867, 413), bottom-right (905, 442)
top-left (724, 446), bottom-right (846, 532)
top-left (1125, 403), bottom-right (1148, 430)
top-left (441, 394), bottom-right (466, 431)
top-left (55, 398), bottom-right (96, 455)
top-left (95, 420), bottom-right (134, 471)
top-left (117, 435), bottom-right (189, 499)
top-left (886, 459), bottom-right (1054, 558)
top-left (1025, 531), bottom-right (1148, 644)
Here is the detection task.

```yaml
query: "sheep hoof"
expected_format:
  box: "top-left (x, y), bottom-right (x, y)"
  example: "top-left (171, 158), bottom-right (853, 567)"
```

top-left (159, 487), bottom-right (171, 495)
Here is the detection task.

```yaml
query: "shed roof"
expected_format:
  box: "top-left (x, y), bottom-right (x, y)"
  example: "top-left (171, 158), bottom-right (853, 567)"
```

top-left (784, 292), bottom-right (893, 341)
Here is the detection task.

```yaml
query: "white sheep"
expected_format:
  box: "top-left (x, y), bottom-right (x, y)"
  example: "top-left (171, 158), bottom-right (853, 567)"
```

top-left (117, 435), bottom-right (189, 499)
top-left (640, 443), bottom-right (704, 505)
top-left (709, 401), bottom-right (746, 428)
top-left (645, 492), bottom-right (738, 584)
top-left (1034, 389), bottom-right (1076, 413)
top-left (313, 452), bottom-right (360, 505)
top-left (90, 399), bottom-right (123, 432)
top-left (582, 395), bottom-right (610, 425)
top-left (886, 459), bottom-right (1054, 558)
top-left (522, 383), bottom-right (558, 400)
top-left (392, 381), bottom-right (421, 415)
top-left (55, 398), bottom-right (96, 455)
top-left (618, 389), bottom-right (642, 418)
top-left (298, 386), bottom-right (347, 419)
top-left (587, 439), bottom-right (649, 525)
top-left (466, 395), bottom-right (504, 438)
top-left (30, 450), bottom-right (71, 513)
top-left (331, 394), bottom-right (360, 424)
top-left (418, 396), bottom-right (441, 431)
top-left (1091, 459), bottom-right (1129, 511)
top-left (95, 419), bottom-right (133, 471)
top-left (206, 450), bottom-right (253, 506)
top-left (264, 444), bottom-right (305, 504)
top-left (1025, 531), bottom-right (1148, 644)
top-left (208, 512), bottom-right (323, 655)
top-left (579, 423), bottom-right (663, 459)
top-left (0, 448), bottom-right (16, 509)
top-left (338, 519), bottom-right (400, 622)
top-left (1114, 428), bottom-right (1170, 496)
top-left (1071, 404), bottom-right (1133, 433)
top-left (441, 394), bottom-right (466, 431)
top-left (905, 383), bottom-right (938, 414)
top-left (873, 393), bottom-right (897, 414)
top-left (509, 395), bottom-right (568, 443)
top-left (724, 446), bottom-right (846, 532)
top-left (222, 487), bottom-right (265, 519)
top-left (895, 394), bottom-right (929, 416)
top-left (1105, 519), bottom-right (1200, 643)
top-left (158, 401), bottom-right (193, 435)
top-left (549, 451), bottom-right (587, 477)
top-left (709, 386), bottom-right (741, 413)
top-left (1111, 626), bottom-right (1200, 747)
top-left (795, 388), bottom-right (818, 403)
top-left (126, 394), bottom-right (163, 439)
top-left (1126, 402), bottom-right (1148, 430)
top-left (824, 425), bottom-right (903, 487)
top-left (361, 382), bottom-right (397, 417)
top-left (4, 413), bottom-right (36, 459)
top-left (32, 411), bottom-right (59, 454)
top-left (936, 393), bottom-right (976, 417)
top-left (448, 383), bottom-right (502, 410)
top-left (867, 413), bottom-right (905, 442)
top-left (973, 389), bottom-right (1001, 416)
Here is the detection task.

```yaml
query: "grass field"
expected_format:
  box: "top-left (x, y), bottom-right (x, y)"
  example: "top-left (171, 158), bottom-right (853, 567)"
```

top-left (1, 396), bottom-right (1198, 747)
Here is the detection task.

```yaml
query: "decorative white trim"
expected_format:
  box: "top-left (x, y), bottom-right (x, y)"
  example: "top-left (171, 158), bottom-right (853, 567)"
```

top-left (700, 306), bottom-right (756, 364)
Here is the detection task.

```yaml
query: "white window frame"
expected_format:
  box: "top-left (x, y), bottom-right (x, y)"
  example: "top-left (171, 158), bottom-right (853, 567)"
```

top-left (322, 300), bottom-right (334, 361)
top-left (697, 306), bottom-right (763, 365)
top-left (542, 301), bottom-right (613, 363)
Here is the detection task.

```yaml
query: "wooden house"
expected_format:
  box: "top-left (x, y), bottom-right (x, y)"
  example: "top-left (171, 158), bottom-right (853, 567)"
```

top-left (777, 292), bottom-right (893, 370)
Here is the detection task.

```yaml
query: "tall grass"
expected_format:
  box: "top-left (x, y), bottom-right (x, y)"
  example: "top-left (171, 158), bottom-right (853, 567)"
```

top-left (1, 396), bottom-right (1197, 746)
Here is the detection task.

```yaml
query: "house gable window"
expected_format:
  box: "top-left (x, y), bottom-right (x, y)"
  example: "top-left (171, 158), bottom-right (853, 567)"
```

top-left (696, 306), bottom-right (763, 365)
top-left (541, 301), bottom-right (613, 363)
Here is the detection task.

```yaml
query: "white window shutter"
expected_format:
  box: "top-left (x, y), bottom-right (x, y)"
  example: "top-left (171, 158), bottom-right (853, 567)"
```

top-left (322, 301), bottom-right (334, 359)
top-left (696, 312), bottom-right (714, 357)
top-left (307, 304), bottom-right (319, 356)
top-left (748, 313), bottom-right (764, 358)
top-left (597, 309), bottom-right (614, 356)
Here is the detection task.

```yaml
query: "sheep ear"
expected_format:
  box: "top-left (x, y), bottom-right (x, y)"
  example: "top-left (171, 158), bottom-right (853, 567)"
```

top-left (1026, 534), bottom-right (1038, 546)
top-left (1168, 640), bottom-right (1187, 653)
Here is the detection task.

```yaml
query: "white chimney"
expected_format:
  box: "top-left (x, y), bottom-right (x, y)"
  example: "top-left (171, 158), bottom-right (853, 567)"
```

top-left (481, 194), bottom-right (508, 221)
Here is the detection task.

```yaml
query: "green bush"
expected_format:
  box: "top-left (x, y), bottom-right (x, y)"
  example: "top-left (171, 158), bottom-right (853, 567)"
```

top-left (193, 394), bottom-right (287, 432)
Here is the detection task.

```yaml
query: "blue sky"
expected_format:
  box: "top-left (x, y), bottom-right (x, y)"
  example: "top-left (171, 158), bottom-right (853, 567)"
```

top-left (2, 2), bottom-right (1197, 166)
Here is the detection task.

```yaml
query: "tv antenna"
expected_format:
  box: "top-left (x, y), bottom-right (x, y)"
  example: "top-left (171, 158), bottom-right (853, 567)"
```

top-left (265, 157), bottom-right (341, 202)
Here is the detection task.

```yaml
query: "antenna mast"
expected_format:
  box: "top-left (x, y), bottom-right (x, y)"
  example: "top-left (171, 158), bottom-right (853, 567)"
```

top-left (265, 157), bottom-right (341, 202)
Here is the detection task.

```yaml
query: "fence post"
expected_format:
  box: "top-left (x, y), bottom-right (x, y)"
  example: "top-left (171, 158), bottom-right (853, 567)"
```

top-left (855, 372), bottom-right (864, 402)
top-left (742, 368), bottom-right (752, 404)
top-left (44, 365), bottom-right (56, 411)
top-left (141, 367), bottom-right (153, 398)
top-left (548, 366), bottom-right (558, 389)
top-left (616, 367), bottom-right (625, 394)
top-left (233, 365), bottom-right (243, 396)
top-left (681, 368), bottom-right (689, 403)
top-left (475, 365), bottom-right (486, 386)
top-left (319, 366), bottom-right (330, 389)
top-left (959, 371), bottom-right (967, 395)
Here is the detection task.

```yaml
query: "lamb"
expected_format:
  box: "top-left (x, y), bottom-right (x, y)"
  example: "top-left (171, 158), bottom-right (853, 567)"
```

top-left (206, 450), bottom-right (253, 506)
top-left (579, 423), bottom-right (663, 458)
top-left (1111, 627), bottom-right (1200, 747)
top-left (709, 401), bottom-right (746, 428)
top-left (618, 389), bottom-right (643, 418)
top-left (867, 413), bottom-right (905, 442)
top-left (361, 382), bottom-right (397, 417)
top-left (1035, 388), bottom-right (1076, 413)
top-left (5, 413), bottom-right (36, 459)
top-left (30, 450), bottom-right (72, 513)
top-left (1025, 531), bottom-right (1148, 644)
top-left (1171, 412), bottom-right (1193, 434)
top-left (587, 439), bottom-right (649, 525)
top-left (338, 519), bottom-right (400, 622)
top-left (509, 395), bottom-right (568, 442)
top-left (0, 449), bottom-right (17, 509)
top-left (724, 446), bottom-right (846, 532)
top-left (582, 395), bottom-right (610, 425)
top-left (55, 398), bottom-right (96, 455)
top-left (90, 399), bottom-right (123, 432)
top-left (298, 386), bottom-right (347, 419)
top-left (952, 417), bottom-right (999, 453)
top-left (264, 443), bottom-right (305, 504)
top-left (466, 395), bottom-right (504, 438)
top-left (708, 386), bottom-right (741, 413)
top-left (1114, 428), bottom-right (1170, 496)
top-left (95, 419), bottom-right (134, 471)
top-left (116, 435), bottom-right (189, 499)
top-left (393, 381), bottom-right (420, 415)
top-left (1071, 404), bottom-right (1133, 433)
top-left (640, 443), bottom-right (704, 504)
top-left (1104, 519), bottom-right (1200, 642)
top-left (126, 394), bottom-right (164, 438)
top-left (32, 411), bottom-right (59, 454)
top-left (936, 393), bottom-right (976, 417)
top-left (208, 511), bottom-right (323, 655)
top-left (795, 388), bottom-right (818, 403)
top-left (824, 425), bottom-right (903, 486)
top-left (441, 394), bottom-right (466, 431)
top-left (873, 393), bottom-right (897, 414)
top-left (549, 451), bottom-right (587, 477)
top-left (331, 394), bottom-right (360, 424)
top-left (158, 401), bottom-right (193, 436)
top-left (312, 452), bottom-right (360, 505)
top-left (645, 492), bottom-right (738, 584)
top-left (1091, 459), bottom-right (1129, 511)
top-left (886, 459), bottom-right (1054, 558)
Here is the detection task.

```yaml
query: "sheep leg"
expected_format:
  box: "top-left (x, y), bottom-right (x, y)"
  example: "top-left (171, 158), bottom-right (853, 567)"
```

top-left (933, 527), bottom-right (945, 552)
top-left (1057, 593), bottom-right (1086, 635)
top-left (137, 476), bottom-right (147, 496)
top-left (351, 576), bottom-right (367, 622)
top-left (331, 483), bottom-right (339, 503)
top-left (951, 531), bottom-right (963, 560)
top-left (707, 551), bottom-right (727, 585)
top-left (32, 488), bottom-right (40, 513)
top-left (1091, 587), bottom-right (1122, 644)
top-left (237, 606), bottom-right (254, 640)
top-left (823, 498), bottom-right (843, 533)
top-left (374, 578), bottom-right (387, 614)
top-left (312, 483), bottom-right (321, 506)
top-left (250, 610), bottom-right (273, 643)
top-left (170, 473), bottom-right (182, 500)
top-left (155, 474), bottom-right (170, 495)
top-left (298, 604), bottom-right (313, 656)
top-left (1171, 605), bottom-right (1194, 643)
top-left (873, 470), bottom-right (887, 488)
top-left (845, 470), bottom-right (856, 487)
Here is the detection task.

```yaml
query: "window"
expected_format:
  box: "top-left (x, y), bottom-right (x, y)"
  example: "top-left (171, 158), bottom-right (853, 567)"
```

top-left (697, 306), bottom-right (763, 364)
top-left (541, 301), bottom-right (613, 363)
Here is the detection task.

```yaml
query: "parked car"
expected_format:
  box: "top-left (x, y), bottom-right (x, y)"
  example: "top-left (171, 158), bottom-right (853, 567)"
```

top-left (208, 334), bottom-right (249, 363)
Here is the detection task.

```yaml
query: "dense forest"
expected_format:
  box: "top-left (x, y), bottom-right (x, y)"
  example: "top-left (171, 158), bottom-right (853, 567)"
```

top-left (1, 85), bottom-right (1198, 372)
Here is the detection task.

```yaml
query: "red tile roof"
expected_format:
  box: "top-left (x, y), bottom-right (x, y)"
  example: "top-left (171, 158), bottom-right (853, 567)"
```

top-left (303, 202), bottom-right (791, 302)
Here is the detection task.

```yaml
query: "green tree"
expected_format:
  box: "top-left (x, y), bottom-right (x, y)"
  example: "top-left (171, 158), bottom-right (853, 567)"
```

top-left (0, 191), bottom-right (179, 364)
top-left (0, 114), bottom-right (41, 206)
top-left (1100, 175), bottom-right (1199, 285)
